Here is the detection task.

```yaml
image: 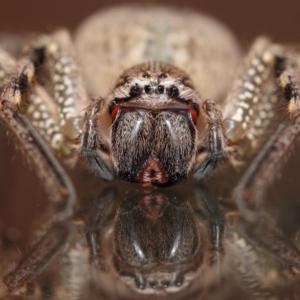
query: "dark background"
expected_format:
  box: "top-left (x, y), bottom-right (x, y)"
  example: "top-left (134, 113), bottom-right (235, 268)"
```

top-left (0, 0), bottom-right (299, 245)
top-left (1, 0), bottom-right (300, 43)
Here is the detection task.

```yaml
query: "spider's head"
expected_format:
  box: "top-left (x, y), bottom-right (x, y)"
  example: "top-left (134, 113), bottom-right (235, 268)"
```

top-left (104, 62), bottom-right (201, 186)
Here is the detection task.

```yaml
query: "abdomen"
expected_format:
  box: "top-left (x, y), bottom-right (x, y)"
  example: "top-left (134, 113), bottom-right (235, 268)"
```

top-left (75, 5), bottom-right (241, 102)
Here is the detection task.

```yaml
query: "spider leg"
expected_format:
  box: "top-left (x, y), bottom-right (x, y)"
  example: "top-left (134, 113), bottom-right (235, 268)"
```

top-left (0, 30), bottom-right (90, 159)
top-left (193, 184), bottom-right (225, 271)
top-left (223, 37), bottom-right (280, 163)
top-left (195, 36), bottom-right (300, 276)
top-left (194, 38), bottom-right (277, 179)
top-left (25, 29), bottom-right (89, 129)
top-left (0, 56), bottom-right (76, 293)
top-left (79, 98), bottom-right (115, 180)
top-left (24, 30), bottom-right (115, 180)
top-left (233, 213), bottom-right (300, 276)
top-left (193, 184), bottom-right (225, 252)
top-left (84, 188), bottom-right (117, 269)
top-left (0, 45), bottom-right (71, 156)
top-left (231, 48), bottom-right (300, 274)
top-left (1, 29), bottom-right (115, 177)
top-left (194, 100), bottom-right (226, 180)
top-left (234, 50), bottom-right (300, 222)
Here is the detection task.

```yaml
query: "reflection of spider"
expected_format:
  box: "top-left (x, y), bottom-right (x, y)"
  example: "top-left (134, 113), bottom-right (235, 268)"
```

top-left (3, 182), bottom-right (300, 299)
top-left (1, 4), bottom-right (300, 297)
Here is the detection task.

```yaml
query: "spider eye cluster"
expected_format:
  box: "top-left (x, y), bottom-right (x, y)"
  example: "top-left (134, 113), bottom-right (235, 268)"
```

top-left (128, 83), bottom-right (179, 97)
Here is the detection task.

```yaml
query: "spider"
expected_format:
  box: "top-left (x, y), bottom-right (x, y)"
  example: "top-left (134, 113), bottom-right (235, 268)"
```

top-left (1, 4), bottom-right (300, 298)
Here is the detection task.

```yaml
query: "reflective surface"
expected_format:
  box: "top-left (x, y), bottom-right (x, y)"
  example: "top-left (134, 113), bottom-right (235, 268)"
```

top-left (2, 155), bottom-right (300, 299)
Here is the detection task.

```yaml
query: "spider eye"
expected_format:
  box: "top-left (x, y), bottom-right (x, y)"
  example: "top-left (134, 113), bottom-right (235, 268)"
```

top-left (189, 108), bottom-right (198, 125)
top-left (130, 84), bottom-right (142, 97)
top-left (158, 85), bottom-right (165, 94)
top-left (169, 85), bottom-right (179, 98)
top-left (111, 105), bottom-right (121, 121)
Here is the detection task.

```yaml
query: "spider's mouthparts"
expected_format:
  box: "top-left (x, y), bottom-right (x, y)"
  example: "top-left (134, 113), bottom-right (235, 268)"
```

top-left (137, 158), bottom-right (168, 186)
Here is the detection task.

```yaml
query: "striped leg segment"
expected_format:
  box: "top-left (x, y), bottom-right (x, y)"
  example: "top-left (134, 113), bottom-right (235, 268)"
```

top-left (1, 30), bottom-right (89, 156)
top-left (0, 82), bottom-right (76, 294)
top-left (223, 37), bottom-right (281, 162)
top-left (0, 46), bottom-right (67, 155)
top-left (0, 36), bottom-right (82, 294)
top-left (39, 30), bottom-right (89, 131)
top-left (194, 38), bottom-right (282, 180)
top-left (234, 49), bottom-right (300, 222)
top-left (26, 30), bottom-right (89, 155)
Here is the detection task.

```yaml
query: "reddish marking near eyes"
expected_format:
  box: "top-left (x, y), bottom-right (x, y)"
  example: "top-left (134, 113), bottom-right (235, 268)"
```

top-left (193, 250), bottom-right (201, 265)
top-left (111, 105), bottom-right (121, 121)
top-left (189, 108), bottom-right (198, 124)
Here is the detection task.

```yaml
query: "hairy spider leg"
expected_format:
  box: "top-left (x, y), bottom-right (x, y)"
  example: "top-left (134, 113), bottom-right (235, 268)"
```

top-left (5, 30), bottom-right (91, 158)
top-left (223, 37), bottom-right (279, 164)
top-left (193, 185), bottom-right (225, 253)
top-left (79, 98), bottom-right (116, 181)
top-left (0, 47), bottom-right (64, 158)
top-left (234, 45), bottom-right (300, 221)
top-left (27, 30), bottom-right (116, 180)
top-left (232, 45), bottom-right (300, 277)
top-left (0, 55), bottom-right (76, 294)
top-left (28, 30), bottom-right (89, 129)
top-left (194, 100), bottom-right (227, 180)
top-left (194, 38), bottom-right (278, 180)
top-left (84, 188), bottom-right (117, 268)
top-left (193, 184), bottom-right (225, 285)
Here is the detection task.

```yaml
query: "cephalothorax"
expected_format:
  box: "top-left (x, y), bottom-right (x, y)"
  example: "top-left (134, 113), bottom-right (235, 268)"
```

top-left (1, 4), bottom-right (300, 298)
top-left (83, 62), bottom-right (201, 186)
